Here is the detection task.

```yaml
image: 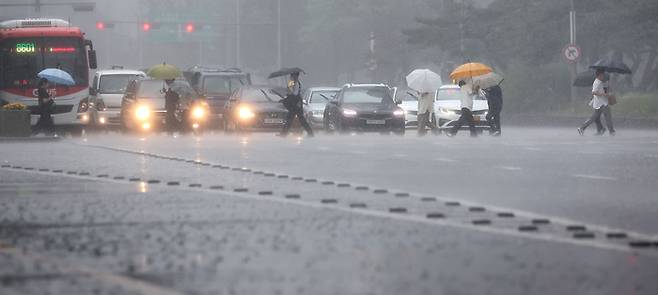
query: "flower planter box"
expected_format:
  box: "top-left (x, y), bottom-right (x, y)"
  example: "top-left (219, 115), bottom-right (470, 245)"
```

top-left (0, 110), bottom-right (31, 137)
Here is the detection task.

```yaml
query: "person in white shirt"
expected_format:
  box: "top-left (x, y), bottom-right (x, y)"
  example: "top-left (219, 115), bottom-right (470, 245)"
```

top-left (447, 81), bottom-right (477, 137)
top-left (578, 69), bottom-right (615, 136)
top-left (417, 91), bottom-right (436, 136)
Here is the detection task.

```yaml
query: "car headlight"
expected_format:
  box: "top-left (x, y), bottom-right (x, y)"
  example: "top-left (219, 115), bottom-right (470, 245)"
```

top-left (238, 106), bottom-right (255, 120)
top-left (393, 109), bottom-right (405, 117)
top-left (192, 106), bottom-right (206, 120)
top-left (343, 109), bottom-right (357, 116)
top-left (135, 105), bottom-right (151, 121)
top-left (77, 98), bottom-right (89, 113)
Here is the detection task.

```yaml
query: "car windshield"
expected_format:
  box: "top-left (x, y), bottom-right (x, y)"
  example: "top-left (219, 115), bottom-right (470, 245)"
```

top-left (240, 88), bottom-right (284, 102)
top-left (0, 37), bottom-right (88, 88)
top-left (99, 74), bottom-right (142, 94)
top-left (203, 76), bottom-right (246, 95)
top-left (309, 91), bottom-right (338, 104)
top-left (137, 80), bottom-right (195, 99)
top-left (342, 87), bottom-right (394, 104)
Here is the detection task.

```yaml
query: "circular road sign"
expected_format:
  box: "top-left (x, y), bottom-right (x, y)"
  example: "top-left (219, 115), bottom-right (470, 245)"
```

top-left (563, 44), bottom-right (581, 63)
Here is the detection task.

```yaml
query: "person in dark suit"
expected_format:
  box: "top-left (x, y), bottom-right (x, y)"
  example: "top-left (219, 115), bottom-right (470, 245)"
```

top-left (279, 72), bottom-right (314, 137)
top-left (32, 78), bottom-right (54, 135)
top-left (483, 85), bottom-right (503, 136)
top-left (164, 79), bottom-right (180, 134)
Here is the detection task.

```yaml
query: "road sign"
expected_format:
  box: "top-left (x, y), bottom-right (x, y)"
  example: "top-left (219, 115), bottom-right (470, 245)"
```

top-left (563, 44), bottom-right (581, 63)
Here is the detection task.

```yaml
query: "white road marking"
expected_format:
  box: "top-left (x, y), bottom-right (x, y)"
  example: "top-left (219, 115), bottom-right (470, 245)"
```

top-left (75, 145), bottom-right (658, 242)
top-left (434, 158), bottom-right (456, 163)
top-left (393, 154), bottom-right (408, 158)
top-left (496, 166), bottom-right (523, 171)
top-left (572, 174), bottom-right (618, 181)
top-left (524, 147), bottom-right (543, 151)
top-left (578, 151), bottom-right (605, 155)
top-left (351, 151), bottom-right (366, 155)
top-left (4, 166), bottom-right (656, 257)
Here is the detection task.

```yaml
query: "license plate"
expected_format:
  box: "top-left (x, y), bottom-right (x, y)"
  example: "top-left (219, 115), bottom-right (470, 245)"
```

top-left (473, 116), bottom-right (480, 122)
top-left (366, 119), bottom-right (386, 125)
top-left (264, 118), bottom-right (284, 124)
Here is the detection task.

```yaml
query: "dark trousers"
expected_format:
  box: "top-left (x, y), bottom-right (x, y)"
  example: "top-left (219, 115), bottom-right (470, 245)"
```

top-left (450, 108), bottom-right (477, 136)
top-left (581, 106), bottom-right (614, 134)
top-left (486, 106), bottom-right (502, 133)
top-left (32, 114), bottom-right (53, 135)
top-left (165, 112), bottom-right (178, 133)
top-left (281, 108), bottom-right (313, 136)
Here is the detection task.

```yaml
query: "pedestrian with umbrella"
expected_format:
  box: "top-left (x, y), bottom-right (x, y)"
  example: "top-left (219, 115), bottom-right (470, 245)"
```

top-left (32, 68), bottom-right (76, 135)
top-left (148, 63), bottom-right (183, 134)
top-left (447, 62), bottom-right (493, 137)
top-left (577, 53), bottom-right (631, 136)
top-left (472, 72), bottom-right (504, 136)
top-left (406, 69), bottom-right (442, 136)
top-left (269, 68), bottom-right (314, 137)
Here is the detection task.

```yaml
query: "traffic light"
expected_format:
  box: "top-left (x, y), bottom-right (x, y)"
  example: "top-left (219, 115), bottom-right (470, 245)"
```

top-left (96, 21), bottom-right (105, 30)
top-left (142, 22), bottom-right (151, 32)
top-left (185, 23), bottom-right (195, 33)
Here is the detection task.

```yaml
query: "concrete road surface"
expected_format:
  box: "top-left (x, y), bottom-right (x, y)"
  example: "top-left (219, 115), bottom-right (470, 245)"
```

top-left (1, 127), bottom-right (657, 295)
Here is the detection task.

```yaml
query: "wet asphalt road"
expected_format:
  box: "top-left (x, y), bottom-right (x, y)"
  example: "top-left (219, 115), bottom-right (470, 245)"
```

top-left (1, 127), bottom-right (658, 295)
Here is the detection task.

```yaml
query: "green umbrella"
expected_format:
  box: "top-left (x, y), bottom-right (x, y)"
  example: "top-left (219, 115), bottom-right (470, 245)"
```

top-left (147, 63), bottom-right (182, 80)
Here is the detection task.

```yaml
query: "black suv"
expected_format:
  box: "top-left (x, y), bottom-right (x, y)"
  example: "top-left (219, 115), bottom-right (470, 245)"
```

top-left (184, 66), bottom-right (251, 127)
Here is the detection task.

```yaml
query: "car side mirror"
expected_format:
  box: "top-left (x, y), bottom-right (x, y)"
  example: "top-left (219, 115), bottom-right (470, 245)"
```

top-left (88, 50), bottom-right (98, 69)
top-left (89, 87), bottom-right (96, 96)
top-left (395, 100), bottom-right (402, 105)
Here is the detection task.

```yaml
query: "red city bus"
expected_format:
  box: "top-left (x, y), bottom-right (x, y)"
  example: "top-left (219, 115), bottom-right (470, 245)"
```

top-left (0, 18), bottom-right (97, 130)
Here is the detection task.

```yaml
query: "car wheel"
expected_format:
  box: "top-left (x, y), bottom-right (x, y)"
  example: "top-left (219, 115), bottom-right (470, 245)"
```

top-left (337, 118), bottom-right (349, 134)
top-left (394, 129), bottom-right (406, 136)
top-left (324, 117), bottom-right (335, 133)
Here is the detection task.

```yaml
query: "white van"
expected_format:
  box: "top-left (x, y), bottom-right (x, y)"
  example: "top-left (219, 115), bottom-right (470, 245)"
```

top-left (87, 69), bottom-right (146, 126)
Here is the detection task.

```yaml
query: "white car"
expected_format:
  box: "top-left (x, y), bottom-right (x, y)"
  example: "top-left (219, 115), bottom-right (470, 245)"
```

top-left (88, 69), bottom-right (146, 127)
top-left (392, 87), bottom-right (418, 128)
top-left (434, 85), bottom-right (490, 131)
top-left (302, 87), bottom-right (340, 128)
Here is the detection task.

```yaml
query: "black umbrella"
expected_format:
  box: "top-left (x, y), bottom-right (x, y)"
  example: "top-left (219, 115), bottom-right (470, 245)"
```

top-left (573, 69), bottom-right (610, 87)
top-left (268, 67), bottom-right (305, 79)
top-left (589, 52), bottom-right (632, 74)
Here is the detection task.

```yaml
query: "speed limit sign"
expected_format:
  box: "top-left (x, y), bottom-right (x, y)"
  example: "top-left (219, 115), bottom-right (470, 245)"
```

top-left (563, 44), bottom-right (581, 63)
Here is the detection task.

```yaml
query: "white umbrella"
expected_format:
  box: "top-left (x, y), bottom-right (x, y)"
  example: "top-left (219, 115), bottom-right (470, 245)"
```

top-left (406, 69), bottom-right (442, 94)
top-left (470, 72), bottom-right (503, 89)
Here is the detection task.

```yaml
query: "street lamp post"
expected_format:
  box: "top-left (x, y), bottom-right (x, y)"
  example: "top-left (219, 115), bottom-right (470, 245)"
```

top-left (569, 0), bottom-right (578, 107)
top-left (277, 0), bottom-right (282, 70)
top-left (236, 0), bottom-right (241, 68)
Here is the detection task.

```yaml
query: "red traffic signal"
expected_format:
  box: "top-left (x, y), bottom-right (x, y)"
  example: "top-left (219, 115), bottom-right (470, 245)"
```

top-left (142, 22), bottom-right (151, 31)
top-left (185, 23), bottom-right (195, 33)
top-left (96, 21), bottom-right (105, 30)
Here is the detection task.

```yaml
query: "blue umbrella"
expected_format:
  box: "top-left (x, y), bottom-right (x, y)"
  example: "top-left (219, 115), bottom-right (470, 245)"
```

top-left (37, 68), bottom-right (75, 86)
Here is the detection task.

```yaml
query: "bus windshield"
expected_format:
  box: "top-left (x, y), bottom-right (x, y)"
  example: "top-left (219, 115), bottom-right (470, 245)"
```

top-left (0, 37), bottom-right (88, 88)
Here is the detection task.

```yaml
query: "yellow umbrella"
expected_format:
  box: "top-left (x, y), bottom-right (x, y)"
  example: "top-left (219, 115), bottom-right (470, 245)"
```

top-left (147, 63), bottom-right (182, 80)
top-left (449, 62), bottom-right (493, 81)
